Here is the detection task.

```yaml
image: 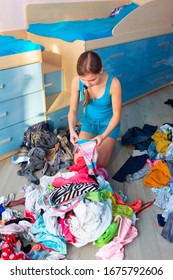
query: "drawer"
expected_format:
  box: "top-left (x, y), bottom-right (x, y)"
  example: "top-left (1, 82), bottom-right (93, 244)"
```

top-left (93, 40), bottom-right (143, 68)
top-left (47, 106), bottom-right (69, 131)
top-left (0, 115), bottom-right (45, 156)
top-left (143, 34), bottom-right (173, 58)
top-left (47, 102), bottom-right (83, 131)
top-left (141, 52), bottom-right (173, 76)
top-left (0, 90), bottom-right (44, 129)
top-left (104, 62), bottom-right (141, 84)
top-left (108, 52), bottom-right (173, 86)
top-left (44, 70), bottom-right (64, 96)
top-left (144, 69), bottom-right (173, 91)
top-left (0, 62), bottom-right (43, 102)
top-left (122, 68), bottom-right (173, 104)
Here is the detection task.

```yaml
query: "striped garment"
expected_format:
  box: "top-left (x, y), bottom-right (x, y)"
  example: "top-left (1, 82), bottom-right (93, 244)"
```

top-left (77, 139), bottom-right (98, 176)
top-left (47, 182), bottom-right (100, 207)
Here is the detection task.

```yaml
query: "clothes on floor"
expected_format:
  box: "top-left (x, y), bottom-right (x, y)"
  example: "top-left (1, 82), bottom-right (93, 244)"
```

top-left (161, 212), bottom-right (173, 243)
top-left (112, 153), bottom-right (148, 182)
top-left (14, 123), bottom-right (74, 185)
top-left (121, 124), bottom-right (158, 151)
top-left (144, 160), bottom-right (171, 188)
top-left (1, 126), bottom-right (146, 260)
top-left (95, 216), bottom-right (138, 260)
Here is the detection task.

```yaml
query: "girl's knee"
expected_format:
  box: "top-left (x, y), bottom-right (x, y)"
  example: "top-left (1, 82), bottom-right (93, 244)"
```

top-left (97, 139), bottom-right (116, 167)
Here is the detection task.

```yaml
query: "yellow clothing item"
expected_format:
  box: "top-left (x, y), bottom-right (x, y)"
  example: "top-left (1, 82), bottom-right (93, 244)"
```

top-left (151, 130), bottom-right (171, 155)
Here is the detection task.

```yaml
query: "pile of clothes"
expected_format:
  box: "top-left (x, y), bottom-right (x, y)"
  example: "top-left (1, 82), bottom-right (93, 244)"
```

top-left (113, 122), bottom-right (173, 244)
top-left (0, 122), bottom-right (143, 260)
top-left (12, 121), bottom-right (74, 185)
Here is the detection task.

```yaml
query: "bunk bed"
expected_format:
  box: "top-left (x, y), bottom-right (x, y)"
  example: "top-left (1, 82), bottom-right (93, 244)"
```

top-left (26, 0), bottom-right (173, 129)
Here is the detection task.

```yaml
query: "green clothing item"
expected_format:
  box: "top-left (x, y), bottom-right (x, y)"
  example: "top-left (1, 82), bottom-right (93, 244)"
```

top-left (87, 189), bottom-right (133, 219)
top-left (113, 204), bottom-right (133, 219)
top-left (86, 190), bottom-right (107, 202)
top-left (95, 217), bottom-right (121, 247)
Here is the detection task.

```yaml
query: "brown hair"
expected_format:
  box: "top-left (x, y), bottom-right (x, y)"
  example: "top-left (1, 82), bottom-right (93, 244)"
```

top-left (77, 51), bottom-right (102, 107)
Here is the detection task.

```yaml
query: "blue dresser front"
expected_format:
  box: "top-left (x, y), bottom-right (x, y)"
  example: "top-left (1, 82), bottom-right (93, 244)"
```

top-left (93, 33), bottom-right (173, 103)
top-left (47, 102), bottom-right (83, 131)
top-left (44, 70), bottom-right (64, 96)
top-left (0, 62), bottom-right (45, 158)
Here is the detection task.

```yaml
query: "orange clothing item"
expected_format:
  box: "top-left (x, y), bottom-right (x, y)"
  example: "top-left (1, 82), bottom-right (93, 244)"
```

top-left (144, 160), bottom-right (171, 188)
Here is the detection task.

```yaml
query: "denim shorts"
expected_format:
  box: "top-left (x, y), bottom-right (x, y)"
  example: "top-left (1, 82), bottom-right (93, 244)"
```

top-left (80, 114), bottom-right (120, 140)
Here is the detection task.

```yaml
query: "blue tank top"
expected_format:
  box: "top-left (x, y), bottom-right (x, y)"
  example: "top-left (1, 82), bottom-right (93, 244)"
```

top-left (79, 74), bottom-right (114, 121)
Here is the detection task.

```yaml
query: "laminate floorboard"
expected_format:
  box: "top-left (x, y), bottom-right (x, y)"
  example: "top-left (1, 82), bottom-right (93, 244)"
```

top-left (0, 85), bottom-right (173, 260)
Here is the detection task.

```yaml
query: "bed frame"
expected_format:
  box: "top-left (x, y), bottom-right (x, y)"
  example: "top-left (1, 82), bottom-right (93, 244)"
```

top-left (0, 50), bottom-right (42, 71)
top-left (27, 0), bottom-right (131, 24)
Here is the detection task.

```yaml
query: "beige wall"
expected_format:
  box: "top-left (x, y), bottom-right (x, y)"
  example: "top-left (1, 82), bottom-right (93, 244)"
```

top-left (0, 0), bottom-right (102, 34)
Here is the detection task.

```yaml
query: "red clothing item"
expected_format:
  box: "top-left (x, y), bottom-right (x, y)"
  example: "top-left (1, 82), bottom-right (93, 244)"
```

top-left (114, 192), bottom-right (126, 205)
top-left (69, 156), bottom-right (87, 172)
top-left (1, 234), bottom-right (29, 260)
top-left (24, 209), bottom-right (36, 223)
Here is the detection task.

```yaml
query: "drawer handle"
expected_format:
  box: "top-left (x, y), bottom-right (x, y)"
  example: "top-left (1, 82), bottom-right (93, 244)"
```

top-left (155, 60), bottom-right (165, 66)
top-left (158, 41), bottom-right (170, 47)
top-left (0, 137), bottom-right (12, 145)
top-left (153, 76), bottom-right (165, 83)
top-left (59, 115), bottom-right (68, 122)
top-left (110, 53), bottom-right (125, 60)
top-left (44, 82), bottom-right (53, 88)
top-left (0, 84), bottom-right (5, 89)
top-left (0, 112), bottom-right (8, 118)
top-left (116, 74), bottom-right (123, 79)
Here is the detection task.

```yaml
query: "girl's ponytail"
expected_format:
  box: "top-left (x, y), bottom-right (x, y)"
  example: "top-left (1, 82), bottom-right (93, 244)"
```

top-left (83, 85), bottom-right (90, 108)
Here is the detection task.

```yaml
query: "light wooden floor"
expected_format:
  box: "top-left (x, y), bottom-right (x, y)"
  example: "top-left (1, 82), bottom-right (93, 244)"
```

top-left (1, 84), bottom-right (173, 260)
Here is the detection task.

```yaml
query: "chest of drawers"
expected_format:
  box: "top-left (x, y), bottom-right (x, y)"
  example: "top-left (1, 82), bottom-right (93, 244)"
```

top-left (93, 33), bottom-right (173, 103)
top-left (0, 61), bottom-right (45, 159)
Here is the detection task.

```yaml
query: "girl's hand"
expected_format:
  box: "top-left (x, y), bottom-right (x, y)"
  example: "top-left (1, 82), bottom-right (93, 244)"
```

top-left (70, 130), bottom-right (79, 146)
top-left (92, 134), bottom-right (105, 146)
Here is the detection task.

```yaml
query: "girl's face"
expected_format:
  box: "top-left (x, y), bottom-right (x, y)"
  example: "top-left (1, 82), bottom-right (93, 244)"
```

top-left (79, 69), bottom-right (103, 88)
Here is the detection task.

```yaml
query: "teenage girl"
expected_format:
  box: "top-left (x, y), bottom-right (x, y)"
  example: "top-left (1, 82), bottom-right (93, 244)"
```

top-left (68, 51), bottom-right (122, 167)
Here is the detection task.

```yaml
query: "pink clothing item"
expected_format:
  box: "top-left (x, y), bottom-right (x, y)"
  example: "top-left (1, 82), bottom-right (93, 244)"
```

top-left (69, 156), bottom-right (108, 180)
top-left (59, 217), bottom-right (76, 243)
top-left (69, 156), bottom-right (87, 172)
top-left (147, 159), bottom-right (160, 168)
top-left (96, 167), bottom-right (109, 181)
top-left (96, 216), bottom-right (138, 260)
top-left (76, 139), bottom-right (98, 176)
top-left (52, 173), bottom-right (96, 188)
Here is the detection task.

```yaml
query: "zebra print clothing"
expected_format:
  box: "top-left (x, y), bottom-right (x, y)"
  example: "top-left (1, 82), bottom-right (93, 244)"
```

top-left (47, 182), bottom-right (100, 207)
